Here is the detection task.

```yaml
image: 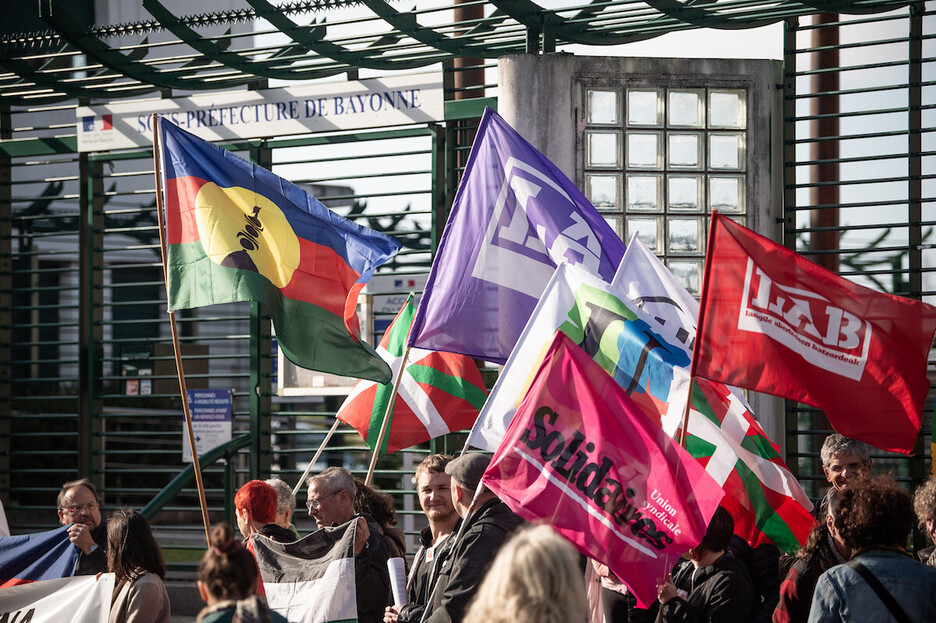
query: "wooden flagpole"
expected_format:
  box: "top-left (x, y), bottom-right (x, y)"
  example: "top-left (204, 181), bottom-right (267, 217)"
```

top-left (365, 344), bottom-right (412, 486)
top-left (151, 114), bottom-right (213, 546)
top-left (292, 418), bottom-right (342, 496)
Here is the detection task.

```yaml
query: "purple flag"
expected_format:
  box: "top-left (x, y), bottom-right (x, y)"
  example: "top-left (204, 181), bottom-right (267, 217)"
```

top-left (408, 107), bottom-right (626, 363)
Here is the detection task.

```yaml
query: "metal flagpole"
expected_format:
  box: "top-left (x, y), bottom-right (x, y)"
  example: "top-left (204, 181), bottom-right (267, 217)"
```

top-left (151, 114), bottom-right (213, 546)
top-left (365, 344), bottom-right (412, 486)
top-left (292, 418), bottom-right (342, 496)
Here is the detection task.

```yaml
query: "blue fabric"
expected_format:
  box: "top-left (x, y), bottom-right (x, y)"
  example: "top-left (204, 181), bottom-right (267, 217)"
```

top-left (807, 549), bottom-right (936, 623)
top-left (0, 525), bottom-right (79, 585)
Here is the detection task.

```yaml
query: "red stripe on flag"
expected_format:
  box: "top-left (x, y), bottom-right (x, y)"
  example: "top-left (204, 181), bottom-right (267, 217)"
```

top-left (280, 239), bottom-right (364, 323)
top-left (165, 176), bottom-right (209, 245)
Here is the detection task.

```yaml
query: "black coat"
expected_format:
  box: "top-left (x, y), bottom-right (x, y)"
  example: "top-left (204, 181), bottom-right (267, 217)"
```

top-left (74, 521), bottom-right (108, 576)
top-left (398, 522), bottom-right (460, 623)
top-left (423, 498), bottom-right (524, 623)
top-left (659, 553), bottom-right (755, 623)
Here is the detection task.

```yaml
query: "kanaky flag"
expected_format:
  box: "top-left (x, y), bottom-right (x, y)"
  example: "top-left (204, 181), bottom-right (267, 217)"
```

top-left (408, 107), bottom-right (625, 364)
top-left (156, 117), bottom-right (401, 383)
top-left (614, 235), bottom-right (813, 554)
top-left (0, 526), bottom-right (79, 588)
top-left (337, 294), bottom-right (487, 454)
top-left (693, 213), bottom-right (936, 454)
top-left (483, 332), bottom-right (724, 608)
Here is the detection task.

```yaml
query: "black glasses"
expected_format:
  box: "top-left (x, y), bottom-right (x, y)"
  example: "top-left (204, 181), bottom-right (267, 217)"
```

top-left (306, 490), bottom-right (340, 510)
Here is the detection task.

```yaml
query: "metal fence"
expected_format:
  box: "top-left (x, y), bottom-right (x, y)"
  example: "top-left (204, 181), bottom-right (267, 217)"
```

top-left (782, 7), bottom-right (935, 533)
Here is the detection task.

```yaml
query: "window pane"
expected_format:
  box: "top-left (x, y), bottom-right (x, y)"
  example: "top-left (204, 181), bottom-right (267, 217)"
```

top-left (628, 90), bottom-right (662, 126)
top-left (626, 216), bottom-right (662, 252)
top-left (668, 218), bottom-right (703, 254)
top-left (668, 176), bottom-right (703, 212)
top-left (587, 173), bottom-right (620, 209)
top-left (709, 176), bottom-right (744, 213)
top-left (587, 131), bottom-right (621, 167)
top-left (603, 214), bottom-right (623, 238)
top-left (627, 132), bottom-right (662, 169)
top-left (668, 260), bottom-right (701, 296)
top-left (709, 133), bottom-right (745, 170)
top-left (627, 174), bottom-right (662, 212)
top-left (668, 90), bottom-right (703, 127)
top-left (709, 90), bottom-right (746, 129)
top-left (668, 133), bottom-right (702, 169)
top-left (587, 89), bottom-right (619, 124)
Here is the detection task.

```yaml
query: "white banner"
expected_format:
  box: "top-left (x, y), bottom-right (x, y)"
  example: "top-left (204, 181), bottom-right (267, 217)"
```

top-left (0, 574), bottom-right (115, 622)
top-left (76, 72), bottom-right (444, 152)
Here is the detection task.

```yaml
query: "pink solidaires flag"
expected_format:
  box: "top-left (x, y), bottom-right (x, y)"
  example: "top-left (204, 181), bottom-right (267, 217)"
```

top-left (693, 213), bottom-right (936, 455)
top-left (483, 332), bottom-right (724, 608)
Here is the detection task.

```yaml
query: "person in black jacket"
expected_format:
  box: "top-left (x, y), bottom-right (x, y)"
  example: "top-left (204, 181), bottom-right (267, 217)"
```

top-left (57, 478), bottom-right (108, 575)
top-left (386, 454), bottom-right (460, 623)
top-left (656, 506), bottom-right (755, 623)
top-left (421, 453), bottom-right (524, 623)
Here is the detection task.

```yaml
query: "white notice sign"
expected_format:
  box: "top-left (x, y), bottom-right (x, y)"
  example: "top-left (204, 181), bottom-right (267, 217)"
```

top-left (183, 389), bottom-right (233, 463)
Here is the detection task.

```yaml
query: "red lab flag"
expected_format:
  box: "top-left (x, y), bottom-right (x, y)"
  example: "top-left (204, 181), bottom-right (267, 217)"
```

top-left (693, 213), bottom-right (936, 454)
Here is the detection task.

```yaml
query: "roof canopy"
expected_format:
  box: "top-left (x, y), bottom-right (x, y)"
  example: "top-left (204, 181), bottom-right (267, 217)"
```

top-left (0, 0), bottom-right (913, 106)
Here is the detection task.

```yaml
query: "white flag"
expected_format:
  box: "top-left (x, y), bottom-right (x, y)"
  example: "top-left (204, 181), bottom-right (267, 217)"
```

top-left (0, 574), bottom-right (114, 622)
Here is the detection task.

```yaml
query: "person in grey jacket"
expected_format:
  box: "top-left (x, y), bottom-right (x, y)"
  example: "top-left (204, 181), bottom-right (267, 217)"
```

top-left (808, 475), bottom-right (936, 623)
top-left (420, 453), bottom-right (524, 623)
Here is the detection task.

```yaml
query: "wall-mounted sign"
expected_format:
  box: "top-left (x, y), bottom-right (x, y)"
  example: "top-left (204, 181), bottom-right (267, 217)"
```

top-left (182, 389), bottom-right (233, 463)
top-left (76, 72), bottom-right (444, 152)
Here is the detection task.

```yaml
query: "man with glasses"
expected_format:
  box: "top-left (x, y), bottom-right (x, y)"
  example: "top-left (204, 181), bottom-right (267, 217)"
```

top-left (307, 467), bottom-right (392, 623)
top-left (56, 478), bottom-right (108, 575)
top-left (814, 433), bottom-right (873, 520)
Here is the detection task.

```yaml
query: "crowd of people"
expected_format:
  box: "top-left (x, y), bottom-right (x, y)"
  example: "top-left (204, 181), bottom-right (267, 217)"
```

top-left (47, 432), bottom-right (936, 623)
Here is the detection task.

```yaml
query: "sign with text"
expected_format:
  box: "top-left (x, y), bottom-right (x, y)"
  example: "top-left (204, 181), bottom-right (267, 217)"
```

top-left (77, 73), bottom-right (443, 152)
top-left (182, 389), bottom-right (233, 462)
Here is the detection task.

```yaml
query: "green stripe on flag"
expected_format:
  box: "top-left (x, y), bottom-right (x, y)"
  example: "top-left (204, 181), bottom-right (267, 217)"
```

top-left (740, 432), bottom-right (780, 461)
top-left (169, 241), bottom-right (390, 382)
top-left (689, 381), bottom-right (722, 427)
top-left (407, 363), bottom-right (488, 412)
top-left (385, 295), bottom-right (416, 355)
top-left (684, 434), bottom-right (717, 460)
top-left (733, 459), bottom-right (800, 554)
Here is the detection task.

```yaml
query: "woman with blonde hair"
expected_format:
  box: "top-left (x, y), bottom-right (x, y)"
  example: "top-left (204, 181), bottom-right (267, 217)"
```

top-left (463, 524), bottom-right (587, 623)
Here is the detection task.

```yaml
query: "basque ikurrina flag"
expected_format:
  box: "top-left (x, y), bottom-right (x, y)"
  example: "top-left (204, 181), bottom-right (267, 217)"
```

top-left (336, 293), bottom-right (488, 454)
top-left (613, 236), bottom-right (813, 554)
top-left (156, 117), bottom-right (401, 383)
top-left (693, 213), bottom-right (936, 454)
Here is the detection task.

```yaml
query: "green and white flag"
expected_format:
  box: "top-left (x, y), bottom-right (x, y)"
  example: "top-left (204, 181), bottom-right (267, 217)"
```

top-left (253, 519), bottom-right (358, 623)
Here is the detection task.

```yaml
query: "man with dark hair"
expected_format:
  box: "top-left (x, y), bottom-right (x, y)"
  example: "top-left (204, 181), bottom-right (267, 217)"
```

top-left (57, 478), bottom-right (107, 575)
top-left (656, 506), bottom-right (755, 623)
top-left (808, 476), bottom-right (936, 622)
top-left (386, 454), bottom-right (460, 623)
top-left (419, 453), bottom-right (523, 623)
top-left (307, 466), bottom-right (391, 623)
